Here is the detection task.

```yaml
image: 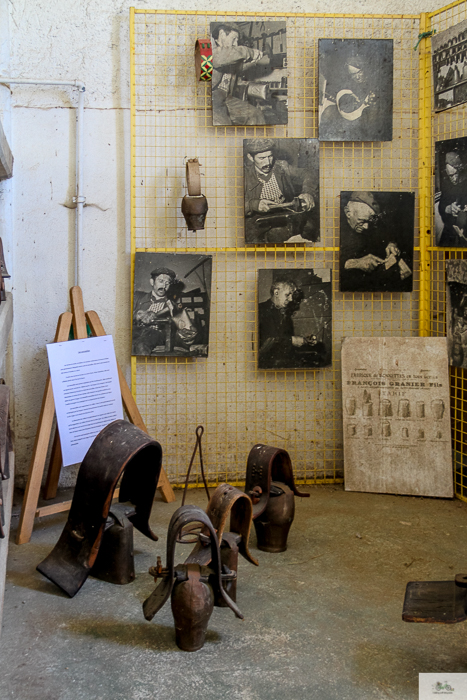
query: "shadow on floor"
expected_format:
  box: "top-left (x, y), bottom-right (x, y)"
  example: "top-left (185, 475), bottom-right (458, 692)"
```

top-left (64, 616), bottom-right (221, 652)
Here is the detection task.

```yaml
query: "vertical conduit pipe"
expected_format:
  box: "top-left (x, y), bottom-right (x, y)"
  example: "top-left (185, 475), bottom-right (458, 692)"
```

top-left (0, 78), bottom-right (86, 286)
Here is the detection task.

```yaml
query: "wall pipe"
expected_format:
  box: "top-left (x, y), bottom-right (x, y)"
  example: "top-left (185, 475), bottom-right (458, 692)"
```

top-left (0, 78), bottom-right (85, 286)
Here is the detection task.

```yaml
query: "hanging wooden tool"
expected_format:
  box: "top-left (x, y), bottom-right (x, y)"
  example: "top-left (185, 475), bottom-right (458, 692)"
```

top-left (16, 286), bottom-right (175, 545)
top-left (195, 38), bottom-right (213, 82)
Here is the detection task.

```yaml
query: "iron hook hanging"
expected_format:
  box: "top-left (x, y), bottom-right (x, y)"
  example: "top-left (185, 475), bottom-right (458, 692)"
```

top-left (181, 425), bottom-right (210, 507)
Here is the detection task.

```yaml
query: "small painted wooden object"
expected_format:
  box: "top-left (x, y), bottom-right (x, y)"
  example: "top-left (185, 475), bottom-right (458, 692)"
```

top-left (195, 38), bottom-right (213, 82)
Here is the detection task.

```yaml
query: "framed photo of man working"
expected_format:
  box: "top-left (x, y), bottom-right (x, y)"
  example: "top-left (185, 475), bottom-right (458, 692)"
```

top-left (446, 260), bottom-right (467, 368)
top-left (244, 138), bottom-right (320, 245)
top-left (257, 268), bottom-right (332, 370)
top-left (319, 38), bottom-right (393, 142)
top-left (435, 137), bottom-right (467, 247)
top-left (339, 191), bottom-right (415, 293)
top-left (432, 18), bottom-right (467, 113)
top-left (132, 253), bottom-right (212, 358)
top-left (210, 21), bottom-right (287, 127)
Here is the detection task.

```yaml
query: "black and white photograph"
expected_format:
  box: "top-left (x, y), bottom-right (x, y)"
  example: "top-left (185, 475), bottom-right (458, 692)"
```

top-left (432, 18), bottom-right (467, 112)
top-left (243, 138), bottom-right (319, 245)
top-left (435, 137), bottom-right (467, 247)
top-left (210, 21), bottom-right (287, 127)
top-left (257, 268), bottom-right (332, 370)
top-left (318, 38), bottom-right (393, 142)
top-left (446, 260), bottom-right (467, 368)
top-left (132, 253), bottom-right (212, 357)
top-left (339, 191), bottom-right (415, 293)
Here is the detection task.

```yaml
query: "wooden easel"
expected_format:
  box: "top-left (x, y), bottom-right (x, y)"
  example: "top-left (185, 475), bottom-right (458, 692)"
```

top-left (17, 286), bottom-right (175, 545)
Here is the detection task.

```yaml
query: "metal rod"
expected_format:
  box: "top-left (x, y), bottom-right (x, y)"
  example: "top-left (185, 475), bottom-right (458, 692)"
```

top-left (0, 78), bottom-right (86, 287)
top-left (416, 15), bottom-right (432, 338)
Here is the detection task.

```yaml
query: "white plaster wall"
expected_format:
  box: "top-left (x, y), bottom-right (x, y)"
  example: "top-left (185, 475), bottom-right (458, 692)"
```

top-left (0, 0), bottom-right (12, 297)
top-left (2, 0), bottom-right (443, 486)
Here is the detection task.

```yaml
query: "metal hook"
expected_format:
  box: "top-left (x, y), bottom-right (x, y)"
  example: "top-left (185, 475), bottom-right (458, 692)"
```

top-left (181, 424), bottom-right (210, 507)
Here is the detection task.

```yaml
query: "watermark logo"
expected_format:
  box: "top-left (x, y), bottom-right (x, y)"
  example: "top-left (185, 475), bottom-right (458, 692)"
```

top-left (420, 673), bottom-right (467, 698)
top-left (432, 681), bottom-right (455, 695)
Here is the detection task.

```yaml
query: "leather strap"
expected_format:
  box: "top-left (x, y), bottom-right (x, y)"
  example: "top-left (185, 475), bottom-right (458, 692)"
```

top-left (37, 420), bottom-right (162, 597)
top-left (245, 444), bottom-right (310, 519)
top-left (143, 504), bottom-right (243, 621)
top-left (186, 159), bottom-right (201, 196)
top-left (185, 483), bottom-right (258, 567)
top-left (195, 38), bottom-right (213, 82)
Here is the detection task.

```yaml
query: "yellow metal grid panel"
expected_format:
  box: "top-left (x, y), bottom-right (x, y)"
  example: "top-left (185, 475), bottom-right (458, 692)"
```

top-left (428, 0), bottom-right (467, 501)
top-left (130, 10), bottom-right (420, 488)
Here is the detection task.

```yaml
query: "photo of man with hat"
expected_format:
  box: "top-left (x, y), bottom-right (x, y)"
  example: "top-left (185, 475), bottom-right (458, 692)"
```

top-left (132, 253), bottom-right (212, 357)
top-left (319, 38), bottom-right (393, 142)
top-left (435, 138), bottom-right (467, 247)
top-left (339, 190), bottom-right (415, 292)
top-left (243, 137), bottom-right (319, 244)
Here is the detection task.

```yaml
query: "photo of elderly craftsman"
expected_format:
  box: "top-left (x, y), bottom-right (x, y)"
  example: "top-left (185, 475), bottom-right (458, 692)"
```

top-left (257, 269), bottom-right (332, 370)
top-left (210, 21), bottom-right (287, 126)
top-left (244, 138), bottom-right (319, 245)
top-left (132, 252), bottom-right (212, 357)
top-left (339, 191), bottom-right (415, 293)
top-left (435, 138), bottom-right (467, 247)
top-left (319, 38), bottom-right (393, 142)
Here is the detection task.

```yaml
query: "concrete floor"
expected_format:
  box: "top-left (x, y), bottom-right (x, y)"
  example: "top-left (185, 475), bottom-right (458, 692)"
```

top-left (1, 484), bottom-right (467, 700)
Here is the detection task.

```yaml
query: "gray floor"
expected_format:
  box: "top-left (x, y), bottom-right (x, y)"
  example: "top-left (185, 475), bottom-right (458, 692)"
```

top-left (2, 485), bottom-right (467, 700)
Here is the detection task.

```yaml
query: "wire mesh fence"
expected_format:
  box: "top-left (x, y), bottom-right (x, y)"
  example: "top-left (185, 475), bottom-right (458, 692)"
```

top-left (130, 9), bottom-right (421, 487)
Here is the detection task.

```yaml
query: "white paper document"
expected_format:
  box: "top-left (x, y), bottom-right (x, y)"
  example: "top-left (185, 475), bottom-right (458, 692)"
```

top-left (420, 673), bottom-right (467, 698)
top-left (47, 335), bottom-right (124, 466)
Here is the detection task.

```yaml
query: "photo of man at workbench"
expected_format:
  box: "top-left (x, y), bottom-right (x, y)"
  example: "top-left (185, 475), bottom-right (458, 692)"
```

top-left (243, 138), bottom-right (320, 245)
top-left (210, 20), bottom-right (287, 126)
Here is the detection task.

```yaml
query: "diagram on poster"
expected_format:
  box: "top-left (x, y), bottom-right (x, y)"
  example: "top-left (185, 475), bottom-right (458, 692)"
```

top-left (342, 337), bottom-right (453, 497)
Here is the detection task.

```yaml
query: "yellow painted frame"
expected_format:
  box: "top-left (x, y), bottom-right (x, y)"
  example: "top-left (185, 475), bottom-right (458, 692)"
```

top-left (129, 6), bottom-right (466, 493)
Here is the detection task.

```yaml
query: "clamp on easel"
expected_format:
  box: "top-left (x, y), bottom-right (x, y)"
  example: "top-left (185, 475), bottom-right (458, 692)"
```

top-left (16, 286), bottom-right (175, 545)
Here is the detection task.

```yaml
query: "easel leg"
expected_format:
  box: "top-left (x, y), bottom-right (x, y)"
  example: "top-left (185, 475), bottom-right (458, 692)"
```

top-left (16, 312), bottom-right (73, 544)
top-left (86, 310), bottom-right (176, 503)
top-left (43, 426), bottom-right (62, 500)
top-left (41, 287), bottom-right (88, 501)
